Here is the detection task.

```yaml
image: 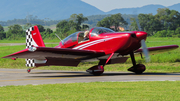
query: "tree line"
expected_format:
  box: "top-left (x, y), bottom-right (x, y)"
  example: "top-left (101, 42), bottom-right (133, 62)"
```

top-left (0, 13), bottom-right (131, 40)
top-left (0, 23), bottom-right (55, 40)
top-left (1, 8), bottom-right (180, 40)
top-left (130, 8), bottom-right (180, 37)
top-left (0, 15), bottom-right (59, 26)
top-left (0, 14), bottom-right (89, 40)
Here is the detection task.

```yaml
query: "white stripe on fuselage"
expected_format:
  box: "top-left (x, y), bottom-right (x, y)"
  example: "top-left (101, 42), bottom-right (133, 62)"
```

top-left (73, 39), bottom-right (104, 49)
top-left (73, 36), bottom-right (123, 50)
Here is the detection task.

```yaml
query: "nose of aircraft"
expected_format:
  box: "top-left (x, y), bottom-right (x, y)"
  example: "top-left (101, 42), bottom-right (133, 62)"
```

top-left (136, 31), bottom-right (147, 40)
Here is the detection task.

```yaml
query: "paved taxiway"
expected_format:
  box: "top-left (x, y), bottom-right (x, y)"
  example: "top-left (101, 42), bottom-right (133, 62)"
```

top-left (1, 69), bottom-right (180, 86)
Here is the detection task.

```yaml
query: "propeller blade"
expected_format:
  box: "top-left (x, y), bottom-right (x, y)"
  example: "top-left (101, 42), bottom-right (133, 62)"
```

top-left (141, 39), bottom-right (150, 62)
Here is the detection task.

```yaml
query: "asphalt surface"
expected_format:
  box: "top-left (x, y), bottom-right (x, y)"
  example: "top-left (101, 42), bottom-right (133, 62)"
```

top-left (1, 69), bottom-right (180, 86)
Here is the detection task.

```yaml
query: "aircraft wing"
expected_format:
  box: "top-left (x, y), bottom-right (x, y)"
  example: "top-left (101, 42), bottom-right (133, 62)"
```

top-left (2, 47), bottom-right (105, 67)
top-left (135, 45), bottom-right (179, 55)
top-left (3, 47), bottom-right (106, 60)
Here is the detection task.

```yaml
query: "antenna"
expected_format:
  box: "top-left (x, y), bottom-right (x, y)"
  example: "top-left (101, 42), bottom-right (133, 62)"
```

top-left (55, 33), bottom-right (64, 44)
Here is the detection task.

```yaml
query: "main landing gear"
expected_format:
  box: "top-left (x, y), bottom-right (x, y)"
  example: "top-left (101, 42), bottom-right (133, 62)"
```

top-left (128, 52), bottom-right (146, 74)
top-left (86, 53), bottom-right (114, 76)
top-left (86, 65), bottom-right (104, 76)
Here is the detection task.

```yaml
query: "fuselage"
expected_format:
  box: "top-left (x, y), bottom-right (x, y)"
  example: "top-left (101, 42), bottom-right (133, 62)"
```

top-left (55, 27), bottom-right (147, 55)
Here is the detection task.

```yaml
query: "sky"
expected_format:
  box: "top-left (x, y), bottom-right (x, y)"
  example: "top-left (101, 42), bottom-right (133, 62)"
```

top-left (81, 0), bottom-right (180, 12)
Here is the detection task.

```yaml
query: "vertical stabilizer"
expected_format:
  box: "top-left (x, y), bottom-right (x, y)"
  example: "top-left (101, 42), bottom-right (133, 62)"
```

top-left (26, 26), bottom-right (45, 48)
top-left (25, 26), bottom-right (46, 67)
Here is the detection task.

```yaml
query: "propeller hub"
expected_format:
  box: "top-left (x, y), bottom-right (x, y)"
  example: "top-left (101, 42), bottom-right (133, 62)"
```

top-left (136, 31), bottom-right (147, 40)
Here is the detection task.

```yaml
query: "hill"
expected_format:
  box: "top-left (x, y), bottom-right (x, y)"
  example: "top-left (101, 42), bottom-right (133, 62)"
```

top-left (0, 0), bottom-right (180, 21)
top-left (0, 0), bottom-right (104, 21)
top-left (168, 3), bottom-right (180, 11)
top-left (106, 4), bottom-right (180, 14)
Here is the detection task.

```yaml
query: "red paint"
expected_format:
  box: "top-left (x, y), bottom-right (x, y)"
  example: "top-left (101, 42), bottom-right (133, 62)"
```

top-left (31, 26), bottom-right (45, 47)
top-left (55, 28), bottom-right (148, 55)
top-left (2, 48), bottom-right (29, 58)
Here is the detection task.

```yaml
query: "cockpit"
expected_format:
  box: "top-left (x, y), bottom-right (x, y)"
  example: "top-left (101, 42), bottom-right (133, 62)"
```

top-left (60, 31), bottom-right (84, 48)
top-left (90, 27), bottom-right (115, 37)
top-left (59, 27), bottom-right (115, 48)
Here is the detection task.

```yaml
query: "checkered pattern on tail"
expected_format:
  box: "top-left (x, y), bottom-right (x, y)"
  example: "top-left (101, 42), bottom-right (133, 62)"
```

top-left (26, 27), bottom-right (35, 49)
top-left (26, 59), bottom-right (35, 67)
top-left (25, 27), bottom-right (36, 67)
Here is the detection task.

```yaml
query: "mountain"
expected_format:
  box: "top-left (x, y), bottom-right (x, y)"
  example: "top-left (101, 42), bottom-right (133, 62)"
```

top-left (0, 1), bottom-right (180, 21)
top-left (106, 3), bottom-right (180, 15)
top-left (0, 0), bottom-right (104, 21)
top-left (106, 5), bottom-right (165, 15)
top-left (168, 3), bottom-right (180, 11)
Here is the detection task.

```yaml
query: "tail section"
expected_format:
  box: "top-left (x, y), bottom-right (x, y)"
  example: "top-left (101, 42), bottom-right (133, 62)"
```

top-left (26, 26), bottom-right (45, 48)
top-left (25, 26), bottom-right (46, 67)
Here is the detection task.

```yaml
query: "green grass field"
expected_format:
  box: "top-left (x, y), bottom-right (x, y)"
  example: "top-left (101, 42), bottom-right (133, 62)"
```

top-left (0, 81), bottom-right (180, 101)
top-left (0, 37), bottom-right (180, 100)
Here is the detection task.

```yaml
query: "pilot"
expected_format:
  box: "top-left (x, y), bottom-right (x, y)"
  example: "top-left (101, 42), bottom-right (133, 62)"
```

top-left (83, 31), bottom-right (89, 40)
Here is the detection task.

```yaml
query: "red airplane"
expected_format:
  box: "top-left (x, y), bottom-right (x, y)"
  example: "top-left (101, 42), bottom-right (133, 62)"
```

top-left (2, 26), bottom-right (179, 75)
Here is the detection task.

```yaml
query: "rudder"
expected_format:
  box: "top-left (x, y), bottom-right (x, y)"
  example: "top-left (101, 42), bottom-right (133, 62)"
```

top-left (26, 26), bottom-right (45, 48)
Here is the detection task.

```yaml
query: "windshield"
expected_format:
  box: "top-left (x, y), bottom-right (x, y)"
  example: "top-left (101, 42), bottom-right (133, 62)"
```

top-left (91, 27), bottom-right (115, 37)
top-left (62, 31), bottom-right (80, 45)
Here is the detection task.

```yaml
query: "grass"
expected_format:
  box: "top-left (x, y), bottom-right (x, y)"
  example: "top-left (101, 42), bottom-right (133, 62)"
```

top-left (0, 37), bottom-right (180, 101)
top-left (0, 81), bottom-right (180, 101)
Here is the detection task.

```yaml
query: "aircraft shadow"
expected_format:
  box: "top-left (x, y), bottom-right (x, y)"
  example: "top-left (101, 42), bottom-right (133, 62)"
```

top-left (28, 71), bottom-right (180, 78)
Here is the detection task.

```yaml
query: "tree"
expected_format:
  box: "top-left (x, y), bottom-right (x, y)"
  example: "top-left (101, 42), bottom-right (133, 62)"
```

top-left (97, 17), bottom-right (112, 28)
top-left (111, 13), bottom-right (128, 31)
top-left (56, 20), bottom-right (70, 34)
top-left (0, 31), bottom-right (6, 40)
top-left (97, 13), bottom-right (127, 31)
top-left (46, 28), bottom-right (53, 34)
top-left (6, 24), bottom-right (24, 40)
top-left (0, 24), bottom-right (4, 32)
top-left (175, 27), bottom-right (180, 35)
top-left (167, 10), bottom-right (180, 30)
top-left (41, 28), bottom-right (54, 39)
top-left (82, 24), bottom-right (89, 29)
top-left (24, 23), bottom-right (32, 30)
top-left (138, 13), bottom-right (163, 36)
top-left (154, 30), bottom-right (167, 37)
top-left (129, 18), bottom-right (139, 31)
top-left (37, 24), bottom-right (45, 32)
top-left (155, 8), bottom-right (180, 31)
top-left (70, 13), bottom-right (88, 30)
top-left (56, 14), bottom-right (88, 38)
top-left (0, 24), bottom-right (5, 40)
top-left (146, 14), bottom-right (162, 36)
top-left (138, 14), bottom-right (150, 31)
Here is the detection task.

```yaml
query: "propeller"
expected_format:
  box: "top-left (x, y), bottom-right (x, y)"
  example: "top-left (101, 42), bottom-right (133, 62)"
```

top-left (141, 39), bottom-right (150, 62)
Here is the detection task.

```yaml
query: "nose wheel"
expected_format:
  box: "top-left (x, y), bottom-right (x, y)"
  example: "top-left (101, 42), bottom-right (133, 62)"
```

top-left (128, 52), bottom-right (146, 74)
top-left (128, 64), bottom-right (146, 74)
